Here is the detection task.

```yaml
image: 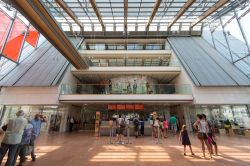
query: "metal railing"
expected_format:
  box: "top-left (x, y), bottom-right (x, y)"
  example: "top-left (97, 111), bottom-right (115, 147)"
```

top-left (60, 83), bottom-right (192, 95)
top-left (88, 59), bottom-right (181, 67)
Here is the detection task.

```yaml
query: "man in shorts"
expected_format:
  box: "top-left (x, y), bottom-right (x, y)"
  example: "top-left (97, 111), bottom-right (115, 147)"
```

top-left (116, 115), bottom-right (125, 144)
top-left (169, 115), bottom-right (178, 134)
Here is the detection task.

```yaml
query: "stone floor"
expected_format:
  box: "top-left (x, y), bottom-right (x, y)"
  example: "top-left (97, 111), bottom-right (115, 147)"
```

top-left (4, 132), bottom-right (250, 166)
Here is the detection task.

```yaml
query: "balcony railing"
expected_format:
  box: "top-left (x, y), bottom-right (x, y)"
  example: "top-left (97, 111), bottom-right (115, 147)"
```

top-left (60, 84), bottom-right (192, 95)
top-left (88, 59), bottom-right (180, 67)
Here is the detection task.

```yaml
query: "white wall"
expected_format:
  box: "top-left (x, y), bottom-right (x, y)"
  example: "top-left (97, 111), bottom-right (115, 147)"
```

top-left (171, 51), bottom-right (250, 105)
top-left (0, 87), bottom-right (59, 105)
top-left (193, 87), bottom-right (250, 105)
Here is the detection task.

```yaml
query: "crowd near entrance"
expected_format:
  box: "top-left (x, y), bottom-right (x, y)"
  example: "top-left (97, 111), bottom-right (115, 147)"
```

top-left (66, 104), bottom-right (187, 136)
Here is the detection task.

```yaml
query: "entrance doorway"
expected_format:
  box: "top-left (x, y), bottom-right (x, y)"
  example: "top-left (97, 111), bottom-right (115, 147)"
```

top-left (67, 104), bottom-right (187, 134)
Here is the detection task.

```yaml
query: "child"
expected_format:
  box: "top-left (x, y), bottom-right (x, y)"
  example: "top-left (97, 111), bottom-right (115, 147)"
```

top-left (179, 125), bottom-right (194, 156)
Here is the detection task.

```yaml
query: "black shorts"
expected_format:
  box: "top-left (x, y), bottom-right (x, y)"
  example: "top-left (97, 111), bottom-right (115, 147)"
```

top-left (118, 127), bottom-right (124, 135)
top-left (197, 132), bottom-right (207, 140)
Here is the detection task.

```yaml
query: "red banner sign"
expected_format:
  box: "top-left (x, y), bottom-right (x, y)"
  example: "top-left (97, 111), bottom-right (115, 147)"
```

top-left (117, 104), bottom-right (126, 110)
top-left (108, 104), bottom-right (144, 110)
top-left (125, 104), bottom-right (135, 110)
top-left (135, 104), bottom-right (144, 110)
top-left (108, 104), bottom-right (116, 110)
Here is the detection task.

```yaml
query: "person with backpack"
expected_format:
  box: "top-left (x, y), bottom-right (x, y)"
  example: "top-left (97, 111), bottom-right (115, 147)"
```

top-left (203, 114), bottom-right (218, 156)
top-left (133, 116), bottom-right (139, 138)
top-left (116, 115), bottom-right (125, 144)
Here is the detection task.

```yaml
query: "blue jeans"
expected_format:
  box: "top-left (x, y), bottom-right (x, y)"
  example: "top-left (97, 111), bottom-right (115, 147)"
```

top-left (0, 143), bottom-right (19, 166)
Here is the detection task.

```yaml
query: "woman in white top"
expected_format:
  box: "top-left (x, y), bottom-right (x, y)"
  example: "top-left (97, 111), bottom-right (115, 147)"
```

top-left (193, 114), bottom-right (212, 159)
top-left (153, 117), bottom-right (160, 138)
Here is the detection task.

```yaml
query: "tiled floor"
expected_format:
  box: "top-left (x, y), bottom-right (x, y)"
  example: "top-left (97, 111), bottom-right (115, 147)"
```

top-left (6, 132), bottom-right (250, 166)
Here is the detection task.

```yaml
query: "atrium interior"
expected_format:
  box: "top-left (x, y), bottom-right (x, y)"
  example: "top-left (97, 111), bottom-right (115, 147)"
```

top-left (0, 0), bottom-right (250, 166)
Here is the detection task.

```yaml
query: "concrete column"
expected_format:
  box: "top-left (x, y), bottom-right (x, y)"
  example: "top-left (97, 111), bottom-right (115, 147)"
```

top-left (59, 104), bottom-right (70, 133)
top-left (183, 106), bottom-right (192, 132)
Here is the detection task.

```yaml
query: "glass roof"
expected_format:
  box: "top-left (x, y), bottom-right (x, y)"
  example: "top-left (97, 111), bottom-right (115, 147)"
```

top-left (41, 0), bottom-right (238, 33)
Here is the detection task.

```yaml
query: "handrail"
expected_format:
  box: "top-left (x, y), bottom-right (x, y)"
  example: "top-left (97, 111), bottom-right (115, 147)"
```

top-left (60, 84), bottom-right (192, 95)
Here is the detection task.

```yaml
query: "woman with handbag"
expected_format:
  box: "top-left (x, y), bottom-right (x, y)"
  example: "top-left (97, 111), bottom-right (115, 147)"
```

top-left (193, 114), bottom-right (212, 159)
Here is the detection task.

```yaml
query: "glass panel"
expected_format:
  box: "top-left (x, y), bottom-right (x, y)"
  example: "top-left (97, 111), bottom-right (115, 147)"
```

top-left (137, 24), bottom-right (145, 31)
top-left (222, 14), bottom-right (249, 58)
top-left (26, 26), bottom-right (39, 47)
top-left (106, 24), bottom-right (113, 31)
top-left (94, 24), bottom-right (102, 31)
top-left (60, 84), bottom-right (192, 95)
top-left (202, 25), bottom-right (214, 46)
top-left (128, 24), bottom-right (135, 31)
top-left (149, 24), bottom-right (157, 31)
top-left (0, 56), bottom-right (16, 79)
top-left (240, 9), bottom-right (250, 47)
top-left (211, 20), bottom-right (233, 61)
top-left (2, 18), bottom-right (27, 62)
top-left (84, 24), bottom-right (92, 31)
top-left (95, 44), bottom-right (105, 50)
top-left (116, 24), bottom-right (124, 31)
top-left (0, 10), bottom-right (11, 50)
top-left (159, 24), bottom-right (167, 31)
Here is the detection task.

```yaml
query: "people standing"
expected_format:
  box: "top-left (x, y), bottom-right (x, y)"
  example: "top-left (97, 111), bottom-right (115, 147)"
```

top-left (116, 115), bottom-right (125, 144)
top-left (153, 117), bottom-right (160, 138)
top-left (159, 119), bottom-right (164, 138)
top-left (133, 116), bottom-right (139, 138)
top-left (139, 118), bottom-right (144, 137)
top-left (108, 80), bottom-right (112, 94)
top-left (146, 82), bottom-right (150, 94)
top-left (193, 114), bottom-right (212, 159)
top-left (179, 125), bottom-right (194, 156)
top-left (224, 119), bottom-right (231, 135)
top-left (169, 115), bottom-right (178, 134)
top-left (163, 118), bottom-right (169, 138)
top-left (0, 110), bottom-right (27, 166)
top-left (30, 114), bottom-right (47, 161)
top-left (133, 80), bottom-right (137, 94)
top-left (127, 82), bottom-right (132, 94)
top-left (13, 120), bottom-right (34, 166)
top-left (69, 117), bottom-right (74, 132)
top-left (203, 114), bottom-right (218, 156)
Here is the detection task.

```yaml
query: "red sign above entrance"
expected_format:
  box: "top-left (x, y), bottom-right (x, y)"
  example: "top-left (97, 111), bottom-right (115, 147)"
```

top-left (125, 104), bottom-right (135, 110)
top-left (108, 104), bottom-right (144, 110)
top-left (117, 104), bottom-right (126, 110)
top-left (108, 104), bottom-right (116, 110)
top-left (135, 104), bottom-right (144, 110)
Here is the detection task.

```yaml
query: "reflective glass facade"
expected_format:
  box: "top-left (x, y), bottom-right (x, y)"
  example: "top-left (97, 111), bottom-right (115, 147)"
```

top-left (202, 4), bottom-right (250, 77)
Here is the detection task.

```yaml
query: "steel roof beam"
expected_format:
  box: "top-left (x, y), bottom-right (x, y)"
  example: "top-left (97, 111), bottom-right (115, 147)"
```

top-left (191, 0), bottom-right (230, 28)
top-left (89, 0), bottom-right (105, 31)
top-left (9, 0), bottom-right (88, 69)
top-left (168, 0), bottom-right (195, 29)
top-left (55, 0), bottom-right (84, 32)
top-left (145, 0), bottom-right (162, 31)
top-left (124, 0), bottom-right (128, 34)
